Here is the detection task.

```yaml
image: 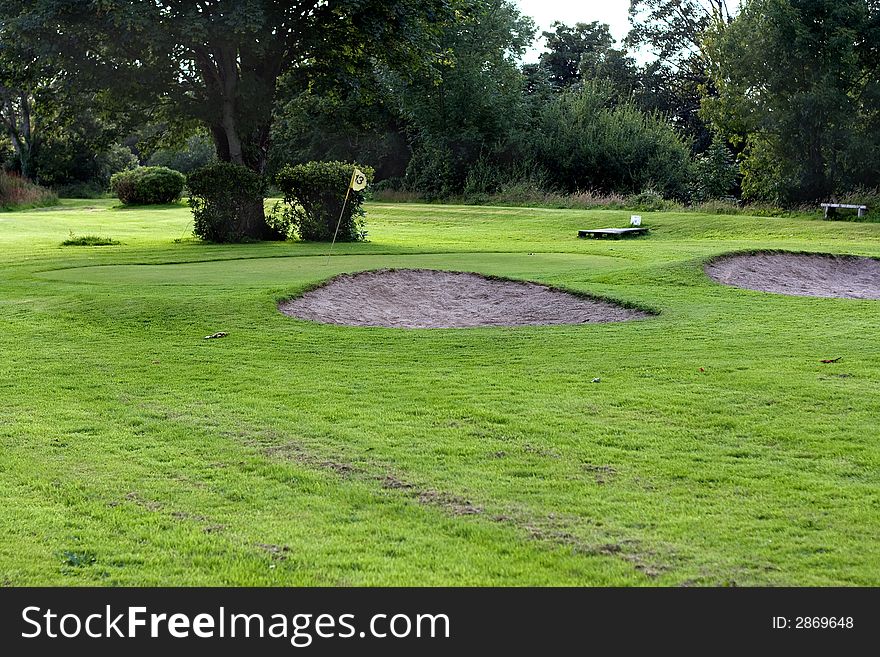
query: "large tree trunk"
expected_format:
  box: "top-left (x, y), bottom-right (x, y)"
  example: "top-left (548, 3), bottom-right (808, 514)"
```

top-left (218, 45), bottom-right (245, 166)
top-left (209, 124), bottom-right (230, 162)
top-left (1, 91), bottom-right (39, 181)
top-left (238, 196), bottom-right (278, 240)
top-left (196, 43), bottom-right (278, 240)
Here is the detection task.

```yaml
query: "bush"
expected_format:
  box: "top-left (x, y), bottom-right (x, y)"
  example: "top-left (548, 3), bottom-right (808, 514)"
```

top-left (187, 162), bottom-right (285, 243)
top-left (371, 177), bottom-right (405, 194)
top-left (626, 189), bottom-right (671, 212)
top-left (690, 137), bottom-right (738, 202)
top-left (690, 198), bottom-right (742, 215)
top-left (0, 171), bottom-right (58, 209)
top-left (275, 161), bottom-right (373, 242)
top-left (838, 187), bottom-right (880, 222)
top-left (98, 143), bottom-right (140, 188)
top-left (110, 166), bottom-right (185, 205)
top-left (533, 81), bottom-right (692, 199)
top-left (404, 146), bottom-right (456, 200)
top-left (61, 234), bottom-right (119, 246)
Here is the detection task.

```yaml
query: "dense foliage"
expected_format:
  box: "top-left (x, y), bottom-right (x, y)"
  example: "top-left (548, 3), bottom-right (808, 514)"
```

top-left (148, 135), bottom-right (217, 176)
top-left (533, 82), bottom-right (692, 197)
top-left (704, 0), bottom-right (880, 204)
top-left (689, 136), bottom-right (738, 202)
top-left (2, 0), bottom-right (878, 213)
top-left (275, 161), bottom-right (373, 242)
top-left (110, 166), bottom-right (185, 205)
top-left (399, 0), bottom-right (535, 197)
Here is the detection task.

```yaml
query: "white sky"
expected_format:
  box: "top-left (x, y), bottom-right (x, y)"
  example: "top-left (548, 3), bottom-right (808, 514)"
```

top-left (514, 0), bottom-right (633, 61)
top-left (516, 0), bottom-right (633, 41)
top-left (514, 0), bottom-right (740, 62)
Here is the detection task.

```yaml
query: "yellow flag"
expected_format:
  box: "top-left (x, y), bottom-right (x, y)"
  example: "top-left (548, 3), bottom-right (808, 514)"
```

top-left (350, 168), bottom-right (368, 191)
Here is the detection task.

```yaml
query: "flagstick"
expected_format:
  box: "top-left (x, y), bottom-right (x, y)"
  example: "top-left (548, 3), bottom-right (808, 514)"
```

top-left (327, 184), bottom-right (353, 266)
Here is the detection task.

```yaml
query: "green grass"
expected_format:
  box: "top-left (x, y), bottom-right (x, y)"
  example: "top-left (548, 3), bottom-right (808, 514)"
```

top-left (1, 198), bottom-right (878, 586)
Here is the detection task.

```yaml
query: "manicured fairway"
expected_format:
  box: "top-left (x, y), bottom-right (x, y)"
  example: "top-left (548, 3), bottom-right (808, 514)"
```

top-left (1, 199), bottom-right (878, 585)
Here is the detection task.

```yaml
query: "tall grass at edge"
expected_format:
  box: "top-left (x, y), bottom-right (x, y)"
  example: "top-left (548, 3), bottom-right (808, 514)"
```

top-left (0, 171), bottom-right (58, 210)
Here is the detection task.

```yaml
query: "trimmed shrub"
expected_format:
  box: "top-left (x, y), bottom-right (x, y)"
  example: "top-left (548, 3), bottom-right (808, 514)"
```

top-left (187, 162), bottom-right (285, 243)
top-left (275, 161), bottom-right (373, 242)
top-left (110, 166), bottom-right (185, 205)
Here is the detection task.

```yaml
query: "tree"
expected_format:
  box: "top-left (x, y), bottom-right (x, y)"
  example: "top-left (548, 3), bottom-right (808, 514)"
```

top-left (0, 38), bottom-right (133, 188)
top-left (0, 88), bottom-right (38, 181)
top-left (703, 0), bottom-right (880, 203)
top-left (690, 134), bottom-right (738, 201)
top-left (399, 0), bottom-right (535, 195)
top-left (148, 134), bottom-right (217, 176)
top-left (627, 1), bottom-right (735, 151)
top-left (0, 0), bottom-right (451, 235)
top-left (0, 40), bottom-right (50, 180)
top-left (538, 22), bottom-right (639, 94)
top-left (532, 81), bottom-right (692, 197)
top-left (628, 0), bottom-right (733, 67)
top-left (270, 68), bottom-right (410, 181)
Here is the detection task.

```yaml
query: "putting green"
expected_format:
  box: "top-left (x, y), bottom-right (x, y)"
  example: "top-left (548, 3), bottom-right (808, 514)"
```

top-left (37, 251), bottom-right (632, 288)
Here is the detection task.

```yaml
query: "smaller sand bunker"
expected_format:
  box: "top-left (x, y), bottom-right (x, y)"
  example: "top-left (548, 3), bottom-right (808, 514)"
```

top-left (706, 252), bottom-right (880, 299)
top-left (279, 269), bottom-right (650, 328)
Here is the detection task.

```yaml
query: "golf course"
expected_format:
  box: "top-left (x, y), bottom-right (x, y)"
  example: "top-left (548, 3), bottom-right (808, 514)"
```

top-left (2, 199), bottom-right (878, 586)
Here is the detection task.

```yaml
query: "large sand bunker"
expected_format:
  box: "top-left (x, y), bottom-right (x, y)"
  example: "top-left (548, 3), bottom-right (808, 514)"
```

top-left (705, 252), bottom-right (880, 299)
top-left (279, 269), bottom-right (651, 328)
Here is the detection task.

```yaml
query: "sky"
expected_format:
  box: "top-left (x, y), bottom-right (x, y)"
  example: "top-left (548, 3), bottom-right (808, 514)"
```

top-left (514, 0), bottom-right (740, 62)
top-left (514, 0), bottom-right (633, 61)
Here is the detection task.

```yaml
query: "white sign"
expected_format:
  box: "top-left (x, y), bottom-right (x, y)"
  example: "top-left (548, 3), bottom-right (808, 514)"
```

top-left (630, 215), bottom-right (642, 226)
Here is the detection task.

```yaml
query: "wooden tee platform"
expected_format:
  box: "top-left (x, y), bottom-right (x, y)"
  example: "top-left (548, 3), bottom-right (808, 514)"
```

top-left (577, 227), bottom-right (650, 239)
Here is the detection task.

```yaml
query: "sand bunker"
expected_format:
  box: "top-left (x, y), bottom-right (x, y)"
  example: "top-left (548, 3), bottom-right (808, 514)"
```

top-left (705, 252), bottom-right (880, 299)
top-left (279, 269), bottom-right (650, 328)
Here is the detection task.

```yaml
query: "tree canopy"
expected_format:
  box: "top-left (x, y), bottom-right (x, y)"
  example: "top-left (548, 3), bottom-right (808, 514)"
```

top-left (704, 0), bottom-right (880, 202)
top-left (0, 0), bottom-right (452, 174)
top-left (2, 0), bottom-right (879, 216)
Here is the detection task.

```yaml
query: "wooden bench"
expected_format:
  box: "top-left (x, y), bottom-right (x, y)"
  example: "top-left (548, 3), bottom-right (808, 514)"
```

top-left (821, 203), bottom-right (867, 219)
top-left (577, 227), bottom-right (650, 239)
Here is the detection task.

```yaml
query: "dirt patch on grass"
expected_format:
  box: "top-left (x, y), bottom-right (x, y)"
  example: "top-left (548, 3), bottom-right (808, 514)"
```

top-left (378, 474), bottom-right (481, 514)
top-left (417, 490), bottom-right (483, 516)
top-left (279, 269), bottom-right (651, 328)
top-left (171, 510), bottom-right (209, 522)
top-left (123, 491), bottom-right (163, 512)
top-left (264, 442), bottom-right (359, 476)
top-left (242, 430), bottom-right (671, 578)
top-left (257, 543), bottom-right (291, 560)
top-left (705, 252), bottom-right (880, 299)
top-left (583, 464), bottom-right (617, 484)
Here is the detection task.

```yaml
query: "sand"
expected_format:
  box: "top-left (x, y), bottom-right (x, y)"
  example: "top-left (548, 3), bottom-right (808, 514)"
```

top-left (705, 252), bottom-right (880, 299)
top-left (278, 269), bottom-right (651, 328)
